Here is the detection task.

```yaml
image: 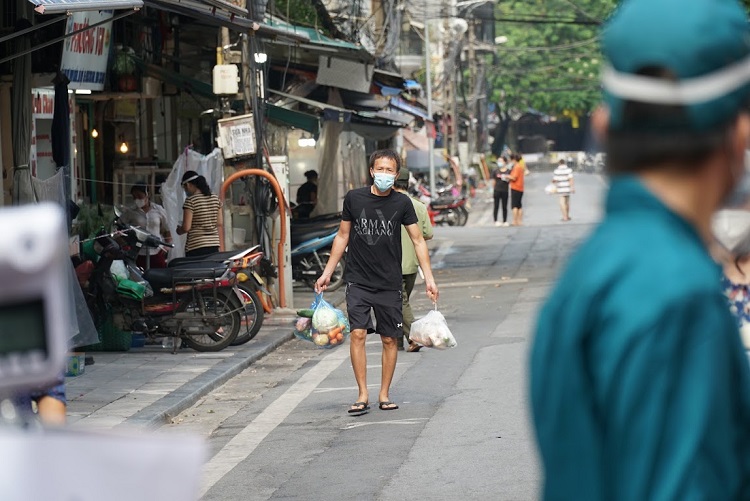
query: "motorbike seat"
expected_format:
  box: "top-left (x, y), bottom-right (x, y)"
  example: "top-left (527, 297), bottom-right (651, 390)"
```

top-left (144, 262), bottom-right (229, 289)
top-left (168, 250), bottom-right (240, 268)
top-left (290, 226), bottom-right (338, 247)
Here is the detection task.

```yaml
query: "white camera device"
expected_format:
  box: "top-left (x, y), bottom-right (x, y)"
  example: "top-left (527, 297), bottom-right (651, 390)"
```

top-left (0, 203), bottom-right (69, 395)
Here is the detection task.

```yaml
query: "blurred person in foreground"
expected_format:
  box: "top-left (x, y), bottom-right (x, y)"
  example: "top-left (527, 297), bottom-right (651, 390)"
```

top-left (713, 209), bottom-right (750, 362)
top-left (530, 0), bottom-right (750, 499)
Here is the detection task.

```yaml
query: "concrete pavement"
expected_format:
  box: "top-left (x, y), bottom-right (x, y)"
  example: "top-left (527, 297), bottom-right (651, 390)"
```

top-left (66, 287), bottom-right (345, 429)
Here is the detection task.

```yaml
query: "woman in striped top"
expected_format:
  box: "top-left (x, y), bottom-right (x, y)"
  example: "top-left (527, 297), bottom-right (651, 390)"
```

top-left (176, 170), bottom-right (223, 257)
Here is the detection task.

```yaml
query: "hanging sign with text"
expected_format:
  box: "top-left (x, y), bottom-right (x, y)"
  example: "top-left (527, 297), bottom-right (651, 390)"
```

top-left (60, 11), bottom-right (114, 91)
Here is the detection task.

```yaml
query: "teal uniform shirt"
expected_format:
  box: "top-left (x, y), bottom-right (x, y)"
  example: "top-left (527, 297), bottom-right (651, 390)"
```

top-left (531, 176), bottom-right (750, 500)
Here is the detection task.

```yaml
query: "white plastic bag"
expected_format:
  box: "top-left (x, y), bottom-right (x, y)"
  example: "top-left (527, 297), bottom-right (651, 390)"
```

top-left (410, 308), bottom-right (457, 349)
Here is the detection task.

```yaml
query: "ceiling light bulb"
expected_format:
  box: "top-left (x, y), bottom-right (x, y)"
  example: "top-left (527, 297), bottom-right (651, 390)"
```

top-left (91, 128), bottom-right (99, 138)
top-left (119, 142), bottom-right (129, 154)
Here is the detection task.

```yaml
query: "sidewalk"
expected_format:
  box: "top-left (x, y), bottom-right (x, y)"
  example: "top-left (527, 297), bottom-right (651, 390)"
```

top-left (66, 287), bottom-right (345, 429)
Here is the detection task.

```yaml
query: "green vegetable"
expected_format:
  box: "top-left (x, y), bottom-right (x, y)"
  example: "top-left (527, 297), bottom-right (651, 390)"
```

top-left (296, 309), bottom-right (315, 318)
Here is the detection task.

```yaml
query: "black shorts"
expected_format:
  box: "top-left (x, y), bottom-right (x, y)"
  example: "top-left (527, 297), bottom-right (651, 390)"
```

top-left (345, 283), bottom-right (403, 338)
top-left (511, 189), bottom-right (524, 209)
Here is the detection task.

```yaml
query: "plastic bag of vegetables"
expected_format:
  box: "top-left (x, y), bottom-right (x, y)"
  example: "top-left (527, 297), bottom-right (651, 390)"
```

top-left (409, 305), bottom-right (457, 350)
top-left (293, 293), bottom-right (350, 349)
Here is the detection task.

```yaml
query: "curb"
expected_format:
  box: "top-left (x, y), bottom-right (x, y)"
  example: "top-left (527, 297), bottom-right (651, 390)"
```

top-left (120, 292), bottom-right (347, 428)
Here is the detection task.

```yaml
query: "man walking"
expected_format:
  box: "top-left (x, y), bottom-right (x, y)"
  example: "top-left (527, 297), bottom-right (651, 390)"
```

top-left (508, 154), bottom-right (525, 226)
top-left (394, 167), bottom-right (433, 352)
top-left (316, 150), bottom-right (439, 415)
top-left (551, 159), bottom-right (574, 221)
top-left (531, 0), bottom-right (750, 499)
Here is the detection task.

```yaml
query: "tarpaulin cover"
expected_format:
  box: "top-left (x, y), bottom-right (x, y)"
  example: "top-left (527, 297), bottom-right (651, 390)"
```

top-left (161, 148), bottom-right (224, 259)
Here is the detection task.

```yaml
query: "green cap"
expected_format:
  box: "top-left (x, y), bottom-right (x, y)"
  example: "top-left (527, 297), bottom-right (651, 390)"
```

top-left (602, 0), bottom-right (750, 131)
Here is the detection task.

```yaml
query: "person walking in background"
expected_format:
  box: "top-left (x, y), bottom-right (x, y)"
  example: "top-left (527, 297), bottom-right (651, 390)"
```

top-left (552, 159), bottom-right (574, 221)
top-left (121, 184), bottom-right (171, 268)
top-left (296, 170), bottom-right (318, 219)
top-left (508, 154), bottom-right (525, 226)
top-left (176, 170), bottom-right (222, 257)
top-left (491, 157), bottom-right (511, 227)
top-left (315, 149), bottom-right (439, 415)
top-left (394, 167), bottom-right (433, 352)
top-left (531, 0), bottom-right (750, 498)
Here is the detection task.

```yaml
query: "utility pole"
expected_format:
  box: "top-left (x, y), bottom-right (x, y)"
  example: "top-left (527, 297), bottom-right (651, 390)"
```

top-left (467, 16), bottom-right (476, 163)
top-left (425, 1), bottom-right (436, 199)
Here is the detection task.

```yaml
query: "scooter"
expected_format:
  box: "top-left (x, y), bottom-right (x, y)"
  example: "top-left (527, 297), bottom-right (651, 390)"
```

top-left (414, 183), bottom-right (470, 227)
top-left (168, 246), bottom-right (268, 345)
top-left (291, 214), bottom-right (345, 291)
top-left (84, 209), bottom-right (244, 352)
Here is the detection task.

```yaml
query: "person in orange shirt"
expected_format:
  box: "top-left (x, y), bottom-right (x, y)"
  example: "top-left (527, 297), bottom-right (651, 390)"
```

top-left (508, 154), bottom-right (525, 226)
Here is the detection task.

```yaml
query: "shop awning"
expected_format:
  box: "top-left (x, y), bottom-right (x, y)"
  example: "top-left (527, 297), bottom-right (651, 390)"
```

top-left (265, 104), bottom-right (320, 137)
top-left (145, 0), bottom-right (260, 33)
top-left (390, 96), bottom-right (431, 122)
top-left (28, 0), bottom-right (142, 13)
top-left (405, 150), bottom-right (449, 173)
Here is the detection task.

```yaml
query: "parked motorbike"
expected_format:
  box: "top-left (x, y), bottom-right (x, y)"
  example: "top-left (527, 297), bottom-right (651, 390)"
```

top-left (291, 214), bottom-right (345, 291)
top-left (169, 246), bottom-right (267, 345)
top-left (84, 209), bottom-right (244, 352)
top-left (413, 183), bottom-right (470, 227)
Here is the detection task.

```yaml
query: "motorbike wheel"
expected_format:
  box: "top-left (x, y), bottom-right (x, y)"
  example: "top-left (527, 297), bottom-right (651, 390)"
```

top-left (304, 250), bottom-right (345, 291)
top-left (230, 284), bottom-right (264, 345)
top-left (446, 210), bottom-right (458, 226)
top-left (457, 206), bottom-right (469, 226)
top-left (180, 290), bottom-right (241, 352)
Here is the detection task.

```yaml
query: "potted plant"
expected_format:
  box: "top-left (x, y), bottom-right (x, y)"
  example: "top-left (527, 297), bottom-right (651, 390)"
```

top-left (112, 46), bottom-right (137, 92)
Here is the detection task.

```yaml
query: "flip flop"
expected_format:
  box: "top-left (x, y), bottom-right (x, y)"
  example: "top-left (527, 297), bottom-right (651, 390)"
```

top-left (378, 401), bottom-right (399, 411)
top-left (407, 342), bottom-right (422, 353)
top-left (348, 402), bottom-right (370, 416)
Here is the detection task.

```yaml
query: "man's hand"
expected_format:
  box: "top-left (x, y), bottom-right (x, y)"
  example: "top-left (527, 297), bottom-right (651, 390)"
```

top-left (315, 273), bottom-right (330, 294)
top-left (426, 278), bottom-right (439, 303)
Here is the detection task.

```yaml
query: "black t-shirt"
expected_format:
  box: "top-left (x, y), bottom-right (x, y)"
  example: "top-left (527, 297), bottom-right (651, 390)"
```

top-left (342, 187), bottom-right (418, 290)
top-left (491, 167), bottom-right (510, 192)
top-left (297, 181), bottom-right (317, 204)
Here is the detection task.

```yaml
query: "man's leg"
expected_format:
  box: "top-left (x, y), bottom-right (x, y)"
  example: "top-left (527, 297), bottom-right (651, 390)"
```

top-left (350, 328), bottom-right (368, 405)
top-left (563, 195), bottom-right (570, 220)
top-left (379, 335), bottom-right (398, 405)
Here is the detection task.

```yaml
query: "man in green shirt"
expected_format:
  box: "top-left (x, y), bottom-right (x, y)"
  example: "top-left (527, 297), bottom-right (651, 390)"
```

top-left (395, 168), bottom-right (433, 352)
top-left (531, 0), bottom-right (750, 499)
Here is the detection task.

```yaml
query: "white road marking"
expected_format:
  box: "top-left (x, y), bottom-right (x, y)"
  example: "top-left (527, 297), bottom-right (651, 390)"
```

top-left (430, 240), bottom-right (454, 269)
top-left (199, 346), bottom-right (350, 497)
top-left (439, 278), bottom-right (528, 288)
top-left (313, 384), bottom-right (381, 394)
top-left (341, 418), bottom-right (428, 430)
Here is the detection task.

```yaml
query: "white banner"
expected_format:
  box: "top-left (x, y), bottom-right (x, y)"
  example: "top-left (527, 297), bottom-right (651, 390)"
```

top-left (60, 11), bottom-right (114, 91)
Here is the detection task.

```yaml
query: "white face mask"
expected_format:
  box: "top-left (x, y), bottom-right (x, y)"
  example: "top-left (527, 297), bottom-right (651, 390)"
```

top-left (135, 198), bottom-right (146, 209)
top-left (712, 208), bottom-right (750, 253)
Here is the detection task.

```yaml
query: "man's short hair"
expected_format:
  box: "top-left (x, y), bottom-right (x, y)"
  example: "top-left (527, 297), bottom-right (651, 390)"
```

top-left (131, 184), bottom-right (148, 196)
top-left (369, 149), bottom-right (401, 172)
top-left (606, 67), bottom-right (738, 175)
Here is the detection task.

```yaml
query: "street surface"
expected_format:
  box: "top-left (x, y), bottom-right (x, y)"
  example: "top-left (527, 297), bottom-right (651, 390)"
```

top-left (73, 169), bottom-right (608, 500)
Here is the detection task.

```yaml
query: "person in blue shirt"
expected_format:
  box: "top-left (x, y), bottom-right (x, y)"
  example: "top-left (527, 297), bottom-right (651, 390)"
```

top-left (530, 0), bottom-right (750, 499)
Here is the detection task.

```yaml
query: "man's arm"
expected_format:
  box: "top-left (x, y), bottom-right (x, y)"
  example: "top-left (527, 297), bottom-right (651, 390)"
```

top-left (315, 220), bottom-right (351, 292)
top-left (405, 223), bottom-right (438, 302)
